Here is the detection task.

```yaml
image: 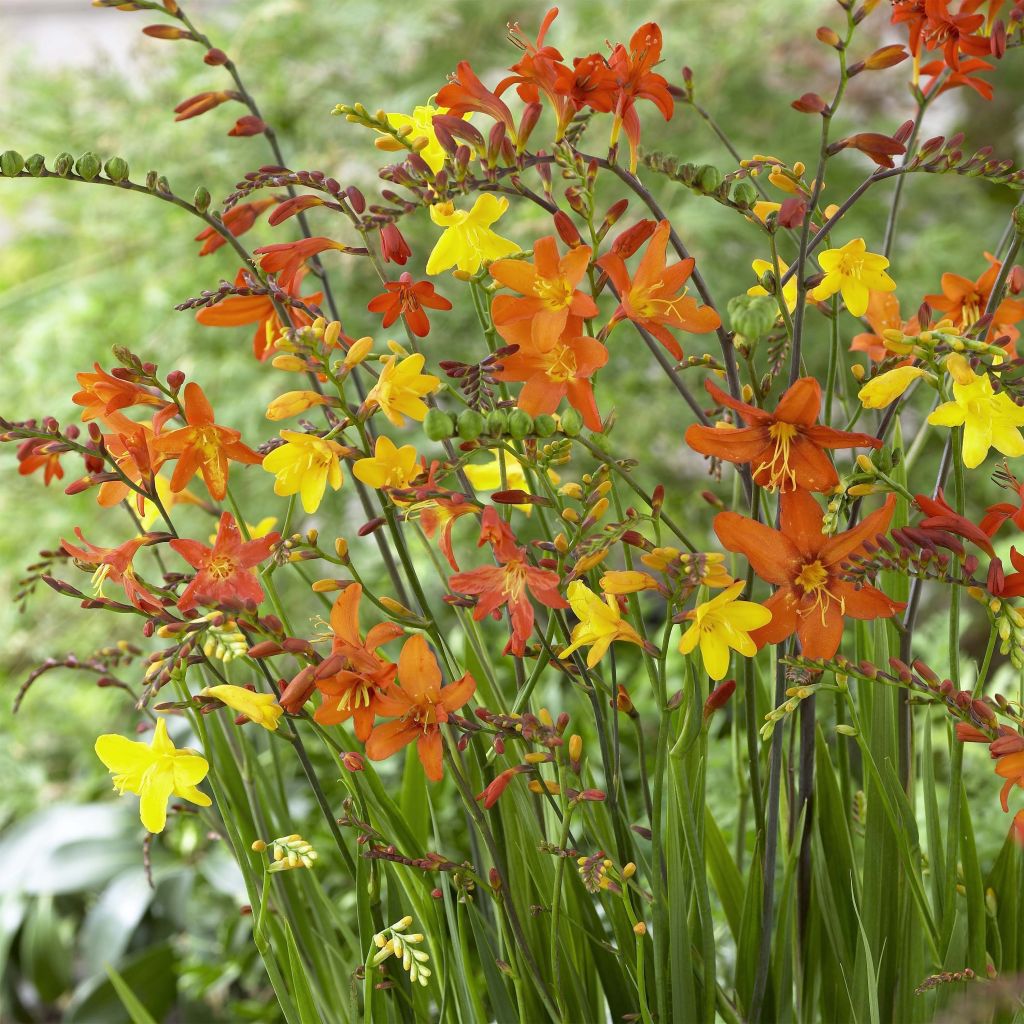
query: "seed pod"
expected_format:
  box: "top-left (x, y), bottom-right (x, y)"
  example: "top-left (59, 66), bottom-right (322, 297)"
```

top-left (486, 409), bottom-right (508, 436)
top-left (193, 185), bottom-right (212, 213)
top-left (731, 180), bottom-right (758, 207)
top-left (423, 407), bottom-right (455, 441)
top-left (53, 152), bottom-right (74, 177)
top-left (75, 152), bottom-right (101, 181)
top-left (560, 408), bottom-right (583, 437)
top-left (104, 156), bottom-right (129, 182)
top-left (508, 409), bottom-right (534, 439)
top-left (457, 408), bottom-right (485, 441)
top-left (696, 164), bottom-right (723, 192)
top-left (0, 150), bottom-right (25, 177)
top-left (534, 414), bottom-right (557, 437)
top-left (24, 153), bottom-right (45, 176)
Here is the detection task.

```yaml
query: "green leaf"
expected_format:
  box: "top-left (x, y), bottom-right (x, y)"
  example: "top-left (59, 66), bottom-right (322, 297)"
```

top-left (103, 964), bottom-right (158, 1024)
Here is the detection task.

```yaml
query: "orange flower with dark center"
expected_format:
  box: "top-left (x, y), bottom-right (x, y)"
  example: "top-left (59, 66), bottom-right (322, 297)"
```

top-left (685, 377), bottom-right (882, 493)
top-left (314, 583), bottom-right (403, 737)
top-left (490, 235), bottom-right (598, 351)
top-left (170, 511), bottom-right (279, 613)
top-left (925, 254), bottom-right (1024, 346)
top-left (449, 508), bottom-right (568, 655)
top-left (366, 272), bottom-right (452, 338)
top-left (153, 383), bottom-right (262, 501)
top-left (364, 635), bottom-right (476, 781)
top-left (714, 491), bottom-right (904, 659)
top-left (597, 220), bottom-right (720, 359)
top-left (194, 198), bottom-right (276, 257)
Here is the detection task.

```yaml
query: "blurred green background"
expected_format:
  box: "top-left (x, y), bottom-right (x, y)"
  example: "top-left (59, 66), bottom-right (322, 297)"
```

top-left (2, 0), bottom-right (1023, 1018)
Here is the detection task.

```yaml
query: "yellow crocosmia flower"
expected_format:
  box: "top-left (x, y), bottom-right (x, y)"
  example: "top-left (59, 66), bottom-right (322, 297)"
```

top-left (381, 104), bottom-right (456, 175)
top-left (94, 718), bottom-right (211, 834)
top-left (425, 195), bottom-right (520, 276)
top-left (266, 390), bottom-right (330, 421)
top-left (138, 475), bottom-right (203, 531)
top-left (364, 353), bottom-right (440, 427)
top-left (209, 516), bottom-right (277, 545)
top-left (353, 435), bottom-right (419, 490)
top-left (600, 570), bottom-right (659, 594)
top-left (202, 684), bottom-right (283, 731)
top-left (749, 257), bottom-right (797, 313)
top-left (927, 353), bottom-right (1024, 469)
top-left (262, 431), bottom-right (350, 514)
top-left (678, 581), bottom-right (772, 681)
top-left (858, 365), bottom-right (928, 409)
top-left (811, 238), bottom-right (896, 318)
top-left (560, 580), bottom-right (644, 667)
top-left (751, 201), bottom-right (781, 225)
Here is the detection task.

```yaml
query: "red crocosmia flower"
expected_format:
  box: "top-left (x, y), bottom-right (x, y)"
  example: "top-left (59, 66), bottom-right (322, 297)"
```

top-left (17, 438), bottom-right (63, 485)
top-left (490, 236), bottom-right (598, 351)
top-left (915, 489), bottom-right (996, 557)
top-left (925, 254), bottom-right (1024, 346)
top-left (61, 530), bottom-right (164, 614)
top-left (714, 491), bottom-right (904, 659)
top-left (367, 273), bottom-right (452, 338)
top-left (364, 634), bottom-right (476, 781)
top-left (920, 0), bottom-right (989, 69)
top-left (153, 383), bottom-right (262, 501)
top-left (597, 220), bottom-right (720, 359)
top-left (268, 194), bottom-right (325, 227)
top-left (435, 61), bottom-right (517, 138)
top-left (850, 292), bottom-right (921, 362)
top-left (553, 53), bottom-right (619, 116)
top-left (254, 236), bottom-right (355, 282)
top-left (606, 22), bottom-right (674, 172)
top-left (195, 268), bottom-right (323, 361)
top-left (990, 547), bottom-right (1024, 598)
top-left (379, 223), bottom-right (411, 265)
top-left (170, 511), bottom-right (279, 613)
top-left (920, 57), bottom-right (995, 100)
top-left (194, 198), bottom-right (276, 256)
top-left (990, 728), bottom-right (1024, 811)
top-left (449, 508), bottom-right (569, 656)
top-left (980, 469), bottom-right (1024, 538)
top-left (314, 583), bottom-right (403, 737)
top-left (73, 363), bottom-right (168, 427)
top-left (685, 377), bottom-right (882, 493)
top-left (413, 494), bottom-right (478, 571)
top-left (493, 320), bottom-right (608, 431)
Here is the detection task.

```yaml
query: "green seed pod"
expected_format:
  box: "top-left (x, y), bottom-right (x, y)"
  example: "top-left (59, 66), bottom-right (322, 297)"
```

top-left (1, 151), bottom-right (25, 177)
top-left (533, 414), bottom-right (557, 438)
top-left (194, 186), bottom-right (212, 213)
top-left (75, 152), bottom-right (101, 181)
top-left (25, 154), bottom-right (46, 177)
top-left (145, 170), bottom-right (159, 191)
top-left (486, 409), bottom-right (508, 436)
top-left (104, 156), bottom-right (129, 182)
top-left (457, 408), bottom-right (485, 441)
top-left (696, 164), bottom-right (723, 193)
top-left (559, 408), bottom-right (583, 437)
top-left (727, 294), bottom-right (778, 341)
top-left (157, 175), bottom-right (171, 194)
top-left (423, 408), bottom-right (455, 442)
top-left (508, 409), bottom-right (534, 440)
top-left (731, 180), bottom-right (758, 207)
top-left (53, 152), bottom-right (74, 177)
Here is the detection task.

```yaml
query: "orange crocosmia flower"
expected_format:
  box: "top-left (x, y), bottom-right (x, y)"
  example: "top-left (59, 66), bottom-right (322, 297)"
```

top-left (366, 273), bottom-right (452, 338)
top-left (449, 508), bottom-right (569, 656)
top-left (990, 729), bottom-right (1024, 812)
top-left (97, 423), bottom-right (169, 514)
top-left (850, 292), bottom-right (921, 363)
top-left (489, 236), bottom-right (598, 351)
top-left (685, 377), bottom-right (882, 493)
top-left (254, 236), bottom-right (356, 282)
top-left (194, 198), bottom-right (276, 257)
top-left (153, 382), bottom-right (262, 502)
top-left (553, 52), bottom-right (619, 117)
top-left (412, 496), bottom-right (479, 572)
top-left (597, 220), bottom-right (720, 359)
top-left (493, 320), bottom-right (608, 431)
top-left (364, 634), bottom-right (476, 781)
top-left (314, 583), bottom-right (403, 737)
top-left (17, 438), bottom-right (63, 485)
top-left (61, 529), bottom-right (164, 614)
top-left (925, 254), bottom-right (1024, 347)
top-left (169, 511), bottom-right (279, 613)
top-left (73, 363), bottom-right (168, 427)
top-left (714, 490), bottom-right (904, 659)
top-left (980, 468), bottom-right (1024, 538)
top-left (435, 61), bottom-right (517, 138)
top-left (195, 268), bottom-right (323, 362)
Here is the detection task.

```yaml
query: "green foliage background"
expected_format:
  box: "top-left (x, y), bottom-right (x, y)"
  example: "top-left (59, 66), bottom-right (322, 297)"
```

top-left (1, 0), bottom-right (1023, 1018)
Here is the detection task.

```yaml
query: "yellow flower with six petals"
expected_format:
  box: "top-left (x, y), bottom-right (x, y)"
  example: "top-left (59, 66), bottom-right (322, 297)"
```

top-left (364, 353), bottom-right (440, 427)
top-left (560, 581), bottom-right (644, 667)
top-left (811, 238), bottom-right (895, 318)
top-left (425, 195), bottom-right (519, 276)
top-left (262, 431), bottom-right (350, 514)
top-left (678, 581), bottom-right (772, 681)
top-left (353, 435), bottom-right (419, 490)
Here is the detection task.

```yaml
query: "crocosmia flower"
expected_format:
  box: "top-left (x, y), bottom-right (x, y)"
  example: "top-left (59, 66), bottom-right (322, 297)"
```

top-left (262, 431), bottom-right (351, 514)
top-left (363, 353), bottom-right (440, 426)
top-left (678, 581), bottom-right (772, 681)
top-left (811, 238), bottom-right (896, 318)
top-left (425, 195), bottom-right (520, 276)
top-left (202, 684), bottom-right (283, 731)
top-left (560, 580), bottom-right (644, 667)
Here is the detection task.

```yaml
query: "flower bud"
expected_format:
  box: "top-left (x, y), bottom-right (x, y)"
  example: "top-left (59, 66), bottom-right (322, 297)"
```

top-left (193, 185), bottom-right (211, 212)
top-left (75, 152), bottom-right (101, 181)
top-left (0, 151), bottom-right (24, 177)
top-left (104, 156), bottom-right (130, 182)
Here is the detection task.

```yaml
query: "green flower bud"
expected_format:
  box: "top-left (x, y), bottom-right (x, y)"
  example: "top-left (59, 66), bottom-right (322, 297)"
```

top-left (157, 175), bottom-right (171, 194)
top-left (75, 152), bottom-right (101, 181)
top-left (533, 414), bottom-right (557, 437)
top-left (423, 408), bottom-right (455, 442)
top-left (104, 156), bottom-right (130, 183)
top-left (457, 408), bottom-right (485, 441)
top-left (486, 409), bottom-right (508, 436)
top-left (696, 164), bottom-right (723, 193)
top-left (508, 410), bottom-right (534, 440)
top-left (559, 408), bottom-right (583, 437)
top-left (53, 152), bottom-right (74, 177)
top-left (727, 294), bottom-right (778, 340)
top-left (25, 154), bottom-right (46, 177)
top-left (731, 180), bottom-right (758, 207)
top-left (145, 170), bottom-right (159, 191)
top-left (1, 151), bottom-right (25, 177)
top-left (194, 186), bottom-right (212, 213)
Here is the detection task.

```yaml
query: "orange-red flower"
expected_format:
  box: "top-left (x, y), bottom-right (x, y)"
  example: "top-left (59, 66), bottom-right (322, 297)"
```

top-left (61, 530), bottom-right (164, 614)
top-left (490, 236), bottom-right (598, 351)
top-left (850, 292), bottom-right (921, 362)
top-left (924, 254), bottom-right (1024, 346)
top-left (714, 491), bottom-right (904, 658)
top-left (195, 268), bottom-right (323, 361)
top-left (364, 634), bottom-right (476, 781)
top-left (366, 273), bottom-right (452, 338)
top-left (169, 511), bottom-right (279, 613)
top-left (597, 220), bottom-right (720, 359)
top-left (435, 61), bottom-right (516, 138)
top-left (17, 438), bottom-right (64, 485)
top-left (98, 423), bottom-right (169, 513)
top-left (153, 383), bottom-right (262, 501)
top-left (553, 53), bottom-right (618, 116)
top-left (981, 467), bottom-right (1024, 538)
top-left (685, 377), bottom-right (882, 492)
top-left (254, 236), bottom-right (357, 282)
top-left (449, 508), bottom-right (568, 655)
top-left (194, 198), bottom-right (276, 257)
top-left (72, 364), bottom-right (169, 429)
top-left (314, 583), bottom-right (403, 737)
top-left (989, 728), bottom-right (1024, 812)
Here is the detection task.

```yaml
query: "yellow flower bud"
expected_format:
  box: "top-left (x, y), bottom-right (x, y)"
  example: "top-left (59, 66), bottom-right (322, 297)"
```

top-left (380, 596), bottom-right (418, 619)
top-left (266, 390), bottom-right (330, 421)
top-left (344, 336), bottom-right (373, 366)
top-left (271, 354), bottom-right (309, 372)
top-left (600, 570), bottom-right (658, 594)
top-left (857, 366), bottom-right (927, 409)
